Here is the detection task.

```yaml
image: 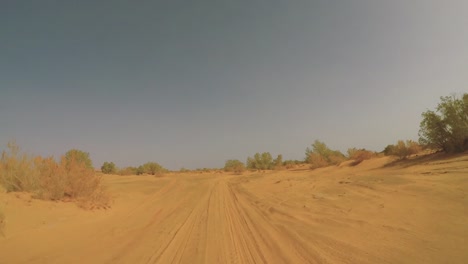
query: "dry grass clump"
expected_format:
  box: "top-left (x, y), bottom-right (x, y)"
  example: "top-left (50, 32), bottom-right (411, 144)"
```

top-left (384, 140), bottom-right (423, 159)
top-left (0, 142), bottom-right (110, 209)
top-left (347, 148), bottom-right (377, 166)
top-left (307, 153), bottom-right (330, 169)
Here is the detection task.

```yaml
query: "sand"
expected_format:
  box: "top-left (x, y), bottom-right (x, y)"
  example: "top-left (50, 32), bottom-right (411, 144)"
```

top-left (1, 154), bottom-right (467, 263)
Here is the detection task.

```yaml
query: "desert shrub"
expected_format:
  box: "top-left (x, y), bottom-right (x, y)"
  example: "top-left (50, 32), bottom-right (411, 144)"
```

top-left (137, 162), bottom-right (165, 176)
top-left (64, 149), bottom-right (93, 170)
top-left (246, 152), bottom-right (274, 170)
top-left (273, 154), bottom-right (283, 170)
top-left (101, 162), bottom-right (117, 174)
top-left (347, 148), bottom-right (376, 165)
top-left (307, 153), bottom-right (329, 169)
top-left (328, 151), bottom-right (346, 165)
top-left (0, 142), bottom-right (40, 192)
top-left (383, 144), bottom-right (396, 156)
top-left (0, 142), bottom-right (110, 209)
top-left (119, 166), bottom-right (138, 176)
top-left (419, 93), bottom-right (468, 152)
top-left (283, 160), bottom-right (305, 169)
top-left (224, 160), bottom-right (245, 174)
top-left (34, 156), bottom-right (66, 200)
top-left (283, 160), bottom-right (296, 169)
top-left (179, 167), bottom-right (190, 173)
top-left (384, 140), bottom-right (422, 159)
top-left (305, 140), bottom-right (346, 169)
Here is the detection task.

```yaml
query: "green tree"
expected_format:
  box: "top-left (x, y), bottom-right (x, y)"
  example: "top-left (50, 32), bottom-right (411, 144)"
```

top-left (383, 144), bottom-right (396, 156)
top-left (305, 140), bottom-right (345, 168)
top-left (101, 162), bottom-right (117, 174)
top-left (273, 154), bottom-right (283, 169)
top-left (138, 162), bottom-right (165, 176)
top-left (224, 159), bottom-right (245, 174)
top-left (246, 152), bottom-right (273, 170)
top-left (419, 94), bottom-right (468, 152)
top-left (64, 149), bottom-right (93, 170)
top-left (384, 140), bottom-right (422, 159)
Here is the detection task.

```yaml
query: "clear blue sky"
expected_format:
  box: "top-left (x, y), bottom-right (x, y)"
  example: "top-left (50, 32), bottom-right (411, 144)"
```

top-left (1, 1), bottom-right (467, 170)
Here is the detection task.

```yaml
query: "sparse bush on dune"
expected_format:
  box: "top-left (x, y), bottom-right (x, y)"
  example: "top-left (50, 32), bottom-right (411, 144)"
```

top-left (224, 159), bottom-right (245, 174)
top-left (307, 153), bottom-right (329, 169)
top-left (179, 167), bottom-right (190, 173)
top-left (101, 161), bottom-right (117, 174)
top-left (136, 162), bottom-right (166, 176)
top-left (273, 154), bottom-right (283, 170)
top-left (65, 149), bottom-right (93, 170)
top-left (347, 148), bottom-right (376, 166)
top-left (419, 93), bottom-right (468, 153)
top-left (383, 140), bottom-right (422, 159)
top-left (0, 142), bottom-right (40, 192)
top-left (0, 142), bottom-right (110, 209)
top-left (119, 166), bottom-right (138, 176)
top-left (305, 140), bottom-right (346, 169)
top-left (246, 152), bottom-right (275, 170)
top-left (282, 160), bottom-right (305, 169)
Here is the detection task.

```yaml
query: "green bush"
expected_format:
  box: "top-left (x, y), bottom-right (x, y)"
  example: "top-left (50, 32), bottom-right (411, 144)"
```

top-left (65, 149), bottom-right (93, 170)
top-left (384, 140), bottom-right (422, 159)
top-left (137, 162), bottom-right (166, 176)
top-left (419, 93), bottom-right (468, 152)
top-left (305, 140), bottom-right (345, 169)
top-left (0, 142), bottom-right (110, 209)
top-left (273, 154), bottom-right (283, 170)
top-left (101, 162), bottom-right (117, 174)
top-left (347, 148), bottom-right (376, 165)
top-left (224, 160), bottom-right (245, 174)
top-left (246, 152), bottom-right (274, 170)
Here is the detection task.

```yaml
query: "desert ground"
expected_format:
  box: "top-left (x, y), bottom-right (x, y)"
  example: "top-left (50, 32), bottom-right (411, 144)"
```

top-left (0, 154), bottom-right (467, 264)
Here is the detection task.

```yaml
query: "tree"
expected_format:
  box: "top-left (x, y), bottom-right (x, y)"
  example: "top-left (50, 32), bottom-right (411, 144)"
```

top-left (246, 152), bottom-right (274, 170)
top-left (135, 162), bottom-right (165, 176)
top-left (64, 149), bottom-right (93, 170)
top-left (419, 93), bottom-right (468, 152)
top-left (101, 162), bottom-right (117, 174)
top-left (273, 154), bottom-right (283, 169)
top-left (305, 140), bottom-right (345, 168)
top-left (384, 140), bottom-right (422, 159)
top-left (224, 160), bottom-right (245, 174)
top-left (347, 148), bottom-right (375, 165)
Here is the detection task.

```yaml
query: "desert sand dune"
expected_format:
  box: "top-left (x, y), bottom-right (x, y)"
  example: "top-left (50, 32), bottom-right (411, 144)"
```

top-left (1, 154), bottom-right (467, 263)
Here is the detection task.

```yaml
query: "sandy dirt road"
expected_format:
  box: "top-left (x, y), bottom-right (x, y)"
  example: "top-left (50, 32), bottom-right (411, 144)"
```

top-left (1, 155), bottom-right (467, 263)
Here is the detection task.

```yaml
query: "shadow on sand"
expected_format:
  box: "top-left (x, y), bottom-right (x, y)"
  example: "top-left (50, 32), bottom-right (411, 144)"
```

top-left (382, 151), bottom-right (468, 169)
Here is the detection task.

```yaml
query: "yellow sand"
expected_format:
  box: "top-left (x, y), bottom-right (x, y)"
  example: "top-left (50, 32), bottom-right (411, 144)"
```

top-left (1, 154), bottom-right (467, 263)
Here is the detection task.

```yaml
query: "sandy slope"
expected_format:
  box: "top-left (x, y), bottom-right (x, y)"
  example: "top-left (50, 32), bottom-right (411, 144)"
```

top-left (1, 154), bottom-right (467, 263)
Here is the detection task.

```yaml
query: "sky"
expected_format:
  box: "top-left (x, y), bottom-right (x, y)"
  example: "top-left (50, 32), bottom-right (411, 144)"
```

top-left (1, 1), bottom-right (467, 170)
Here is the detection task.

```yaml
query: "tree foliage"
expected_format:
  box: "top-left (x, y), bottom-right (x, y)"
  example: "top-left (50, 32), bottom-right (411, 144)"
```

top-left (64, 149), bottom-right (93, 170)
top-left (136, 162), bottom-right (165, 176)
top-left (101, 162), bottom-right (117, 174)
top-left (246, 152), bottom-right (274, 170)
top-left (273, 154), bottom-right (283, 169)
top-left (305, 140), bottom-right (345, 169)
top-left (419, 94), bottom-right (468, 152)
top-left (224, 159), bottom-right (245, 174)
top-left (383, 140), bottom-right (422, 159)
top-left (347, 148), bottom-right (376, 165)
